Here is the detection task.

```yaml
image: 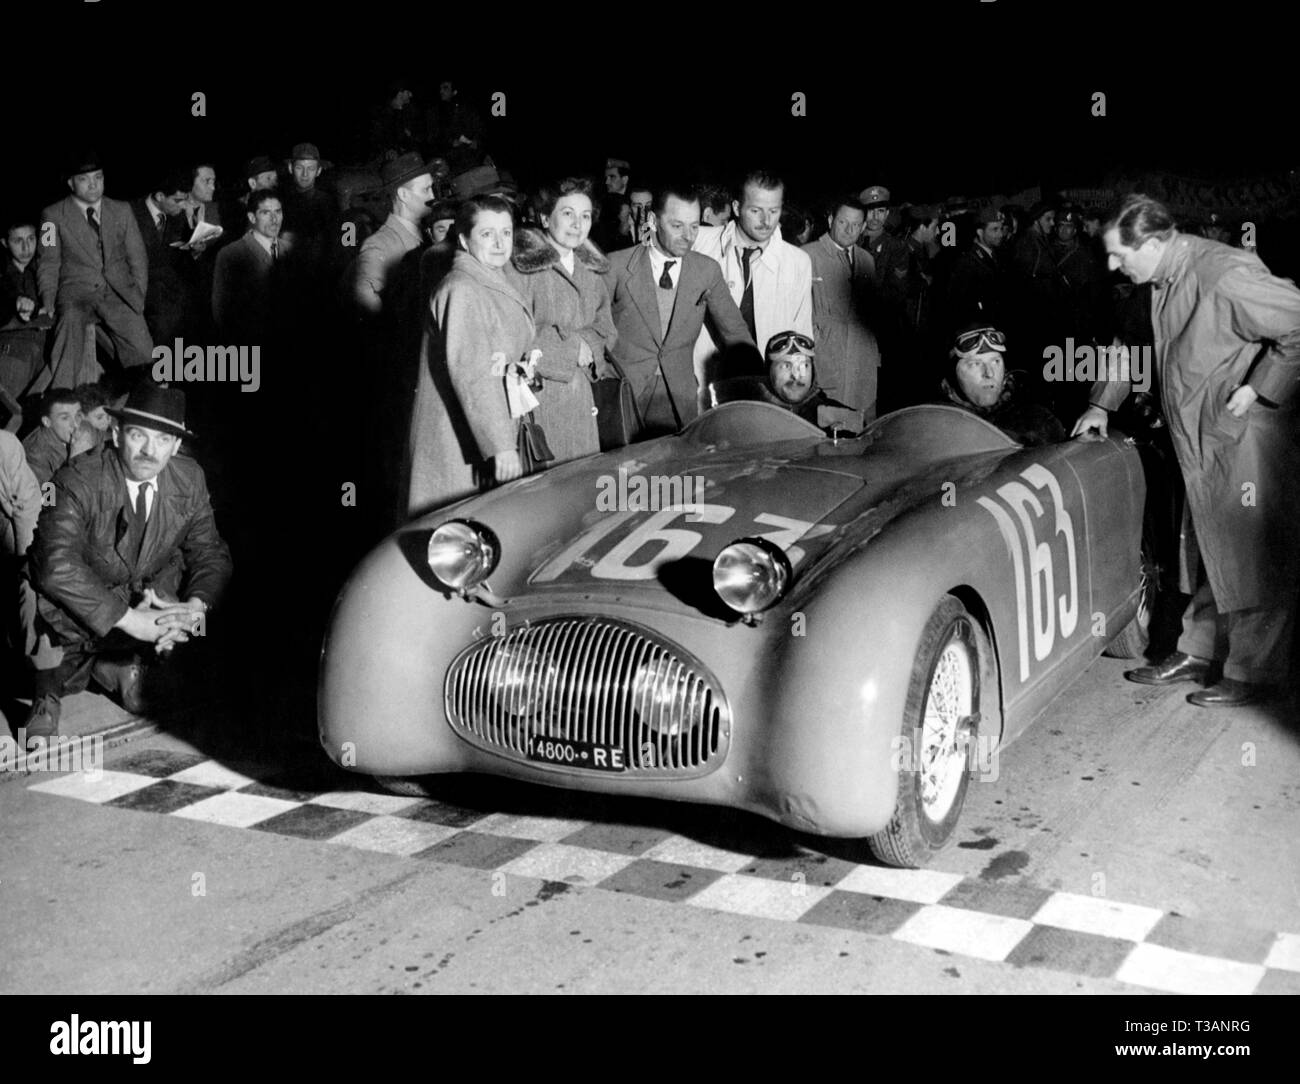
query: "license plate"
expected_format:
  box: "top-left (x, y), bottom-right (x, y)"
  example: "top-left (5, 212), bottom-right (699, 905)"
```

top-left (526, 736), bottom-right (626, 772)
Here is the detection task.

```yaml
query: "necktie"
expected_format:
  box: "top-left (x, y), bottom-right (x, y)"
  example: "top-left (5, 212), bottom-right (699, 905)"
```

top-left (270, 240), bottom-right (279, 262)
top-left (846, 245), bottom-right (855, 273)
top-left (127, 481), bottom-right (151, 564)
top-left (659, 260), bottom-right (675, 289)
top-left (86, 206), bottom-right (105, 263)
top-left (739, 246), bottom-right (758, 341)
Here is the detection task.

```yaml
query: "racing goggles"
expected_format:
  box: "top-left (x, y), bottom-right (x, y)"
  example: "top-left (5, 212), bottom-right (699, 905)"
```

top-left (766, 330), bottom-right (815, 360)
top-left (953, 327), bottom-right (1006, 356)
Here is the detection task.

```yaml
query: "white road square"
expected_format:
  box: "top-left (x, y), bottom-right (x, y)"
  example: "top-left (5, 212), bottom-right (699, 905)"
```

top-left (308, 790), bottom-right (423, 815)
top-left (26, 770), bottom-right (157, 803)
top-left (1116, 942), bottom-right (1265, 995)
top-left (893, 904), bottom-right (1034, 962)
top-left (836, 865), bottom-right (964, 904)
top-left (167, 761), bottom-right (259, 790)
top-left (640, 835), bottom-right (754, 873)
top-left (687, 873), bottom-right (831, 922)
top-left (1264, 932), bottom-right (1300, 973)
top-left (1032, 892), bottom-right (1163, 942)
top-left (328, 814), bottom-right (461, 856)
top-left (474, 813), bottom-right (592, 843)
top-left (500, 843), bottom-right (636, 885)
top-left (171, 791), bottom-right (300, 828)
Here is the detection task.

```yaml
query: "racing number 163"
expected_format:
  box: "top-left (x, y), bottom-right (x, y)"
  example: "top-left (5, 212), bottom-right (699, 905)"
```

top-left (976, 464), bottom-right (1079, 683)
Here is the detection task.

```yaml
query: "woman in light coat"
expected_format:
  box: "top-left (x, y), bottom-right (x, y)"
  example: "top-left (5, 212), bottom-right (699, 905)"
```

top-left (407, 195), bottom-right (535, 518)
top-left (505, 178), bottom-right (616, 464)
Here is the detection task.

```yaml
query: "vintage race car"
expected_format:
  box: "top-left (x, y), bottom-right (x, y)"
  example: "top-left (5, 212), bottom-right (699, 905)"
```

top-left (318, 403), bottom-right (1150, 867)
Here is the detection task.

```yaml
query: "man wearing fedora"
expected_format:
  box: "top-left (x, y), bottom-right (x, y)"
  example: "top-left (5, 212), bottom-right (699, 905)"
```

top-left (352, 151), bottom-right (435, 316)
top-left (37, 153), bottom-right (153, 389)
top-left (244, 155), bottom-right (280, 197)
top-left (23, 386), bottom-right (231, 742)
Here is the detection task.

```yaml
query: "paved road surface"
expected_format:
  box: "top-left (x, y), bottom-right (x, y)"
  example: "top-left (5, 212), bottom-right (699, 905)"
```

top-left (2, 657), bottom-right (1298, 995)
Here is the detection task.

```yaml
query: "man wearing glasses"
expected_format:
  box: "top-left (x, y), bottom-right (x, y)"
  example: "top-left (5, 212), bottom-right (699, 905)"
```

top-left (763, 330), bottom-right (862, 435)
top-left (940, 322), bottom-right (1064, 446)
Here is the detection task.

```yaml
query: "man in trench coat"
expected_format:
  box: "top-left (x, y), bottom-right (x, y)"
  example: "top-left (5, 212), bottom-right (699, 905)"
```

top-left (1073, 194), bottom-right (1300, 706)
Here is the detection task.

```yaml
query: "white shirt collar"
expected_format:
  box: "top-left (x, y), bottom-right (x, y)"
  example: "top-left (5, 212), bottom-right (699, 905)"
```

top-left (724, 219), bottom-right (774, 257)
top-left (145, 196), bottom-right (166, 227)
top-left (251, 230), bottom-right (276, 255)
top-left (73, 196), bottom-right (103, 217)
top-left (646, 239), bottom-right (682, 287)
top-left (124, 474), bottom-right (158, 516)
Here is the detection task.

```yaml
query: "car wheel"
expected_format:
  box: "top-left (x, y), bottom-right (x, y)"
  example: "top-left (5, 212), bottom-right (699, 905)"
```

top-left (372, 775), bottom-right (439, 798)
top-left (869, 597), bottom-right (989, 868)
top-left (1102, 544), bottom-right (1157, 659)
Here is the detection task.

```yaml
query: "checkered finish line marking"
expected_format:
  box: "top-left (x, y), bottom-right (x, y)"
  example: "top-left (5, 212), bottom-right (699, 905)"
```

top-left (25, 753), bottom-right (1300, 995)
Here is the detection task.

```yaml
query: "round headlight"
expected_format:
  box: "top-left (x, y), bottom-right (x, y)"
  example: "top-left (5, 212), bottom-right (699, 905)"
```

top-left (427, 520), bottom-right (500, 593)
top-left (712, 537), bottom-right (793, 616)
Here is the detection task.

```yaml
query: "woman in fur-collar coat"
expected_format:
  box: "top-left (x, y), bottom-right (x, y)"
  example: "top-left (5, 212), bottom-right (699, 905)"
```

top-left (504, 178), bottom-right (617, 464)
top-left (407, 197), bottom-right (534, 518)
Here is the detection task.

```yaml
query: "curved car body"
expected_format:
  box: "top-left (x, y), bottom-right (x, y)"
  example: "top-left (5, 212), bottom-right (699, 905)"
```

top-left (319, 403), bottom-right (1146, 857)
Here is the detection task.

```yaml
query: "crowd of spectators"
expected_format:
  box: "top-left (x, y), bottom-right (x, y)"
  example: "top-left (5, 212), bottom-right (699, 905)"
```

top-left (3, 109), bottom-right (1298, 733)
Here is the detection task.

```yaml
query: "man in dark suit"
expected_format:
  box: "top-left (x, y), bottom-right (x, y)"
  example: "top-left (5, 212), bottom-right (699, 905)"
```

top-left (23, 386), bottom-right (231, 744)
top-left (37, 153), bottom-right (153, 387)
top-left (212, 189), bottom-right (287, 342)
top-left (604, 185), bottom-right (754, 437)
top-left (130, 171), bottom-right (194, 345)
top-left (946, 205), bottom-right (1011, 334)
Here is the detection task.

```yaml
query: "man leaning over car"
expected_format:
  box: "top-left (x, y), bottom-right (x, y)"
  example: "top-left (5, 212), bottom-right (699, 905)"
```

top-left (1072, 194), bottom-right (1300, 708)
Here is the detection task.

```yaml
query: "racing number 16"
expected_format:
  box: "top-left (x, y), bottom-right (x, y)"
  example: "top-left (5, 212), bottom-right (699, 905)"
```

top-left (976, 464), bottom-right (1079, 683)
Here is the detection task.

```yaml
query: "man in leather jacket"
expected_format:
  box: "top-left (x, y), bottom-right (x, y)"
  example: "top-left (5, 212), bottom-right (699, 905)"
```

top-left (23, 386), bottom-right (232, 746)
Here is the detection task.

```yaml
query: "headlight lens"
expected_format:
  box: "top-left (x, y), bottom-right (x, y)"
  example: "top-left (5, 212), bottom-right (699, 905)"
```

top-left (712, 537), bottom-right (793, 615)
top-left (427, 520), bottom-right (500, 592)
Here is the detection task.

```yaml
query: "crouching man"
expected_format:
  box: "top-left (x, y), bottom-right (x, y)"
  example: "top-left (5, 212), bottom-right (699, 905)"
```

top-left (23, 386), bottom-right (231, 745)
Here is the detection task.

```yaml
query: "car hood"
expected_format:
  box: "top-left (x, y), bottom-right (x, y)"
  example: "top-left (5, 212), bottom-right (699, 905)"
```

top-left (406, 403), bottom-right (1018, 620)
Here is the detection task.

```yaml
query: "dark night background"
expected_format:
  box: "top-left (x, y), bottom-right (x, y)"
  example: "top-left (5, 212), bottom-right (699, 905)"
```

top-left (5, 3), bottom-right (1297, 217)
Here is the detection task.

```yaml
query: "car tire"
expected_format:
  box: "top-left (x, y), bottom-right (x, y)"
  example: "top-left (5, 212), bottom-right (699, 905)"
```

top-left (372, 775), bottom-right (439, 798)
top-left (1102, 544), bottom-right (1157, 660)
top-left (868, 597), bottom-right (991, 869)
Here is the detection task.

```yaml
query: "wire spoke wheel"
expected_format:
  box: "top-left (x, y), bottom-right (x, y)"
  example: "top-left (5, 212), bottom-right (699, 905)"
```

top-left (870, 598), bottom-right (993, 868)
top-left (919, 631), bottom-right (975, 823)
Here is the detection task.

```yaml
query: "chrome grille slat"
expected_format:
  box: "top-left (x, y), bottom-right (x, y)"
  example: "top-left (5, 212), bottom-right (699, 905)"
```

top-left (536, 620), bottom-right (567, 749)
top-left (444, 617), bottom-right (729, 778)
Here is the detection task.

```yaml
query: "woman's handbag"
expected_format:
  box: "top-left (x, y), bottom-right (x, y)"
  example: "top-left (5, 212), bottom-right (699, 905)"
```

top-left (517, 411), bottom-right (555, 475)
top-left (592, 356), bottom-right (642, 451)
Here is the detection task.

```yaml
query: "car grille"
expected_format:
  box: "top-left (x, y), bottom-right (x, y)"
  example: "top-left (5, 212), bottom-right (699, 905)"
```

top-left (445, 617), bottom-right (730, 777)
